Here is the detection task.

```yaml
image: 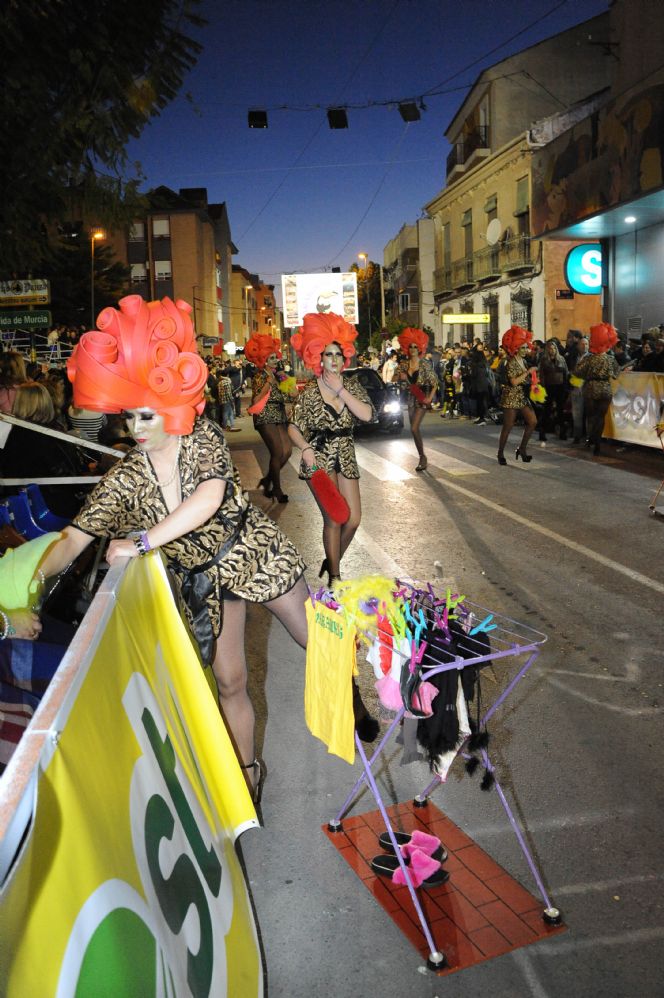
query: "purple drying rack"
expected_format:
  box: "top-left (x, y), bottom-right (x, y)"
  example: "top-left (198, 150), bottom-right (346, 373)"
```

top-left (327, 583), bottom-right (558, 971)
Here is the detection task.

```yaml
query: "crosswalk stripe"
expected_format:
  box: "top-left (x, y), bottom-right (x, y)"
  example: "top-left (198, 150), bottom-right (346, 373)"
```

top-left (383, 437), bottom-right (487, 476)
top-left (354, 443), bottom-right (414, 481)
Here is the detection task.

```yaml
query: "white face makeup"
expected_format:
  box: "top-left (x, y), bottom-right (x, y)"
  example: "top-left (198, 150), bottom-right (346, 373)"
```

top-left (321, 345), bottom-right (343, 374)
top-left (123, 409), bottom-right (170, 452)
top-left (266, 352), bottom-right (279, 368)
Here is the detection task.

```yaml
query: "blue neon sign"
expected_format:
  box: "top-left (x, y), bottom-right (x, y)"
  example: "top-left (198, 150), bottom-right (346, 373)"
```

top-left (564, 243), bottom-right (602, 294)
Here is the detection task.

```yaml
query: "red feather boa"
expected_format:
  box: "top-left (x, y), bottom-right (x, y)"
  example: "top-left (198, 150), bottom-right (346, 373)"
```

top-left (310, 469), bottom-right (350, 524)
top-left (409, 383), bottom-right (428, 405)
top-left (247, 391), bottom-right (270, 415)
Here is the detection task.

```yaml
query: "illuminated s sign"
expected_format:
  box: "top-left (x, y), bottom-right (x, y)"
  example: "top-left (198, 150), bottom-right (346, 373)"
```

top-left (564, 243), bottom-right (602, 294)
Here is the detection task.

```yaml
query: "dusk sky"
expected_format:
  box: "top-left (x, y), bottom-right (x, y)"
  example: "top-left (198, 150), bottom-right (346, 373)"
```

top-left (125, 0), bottom-right (608, 299)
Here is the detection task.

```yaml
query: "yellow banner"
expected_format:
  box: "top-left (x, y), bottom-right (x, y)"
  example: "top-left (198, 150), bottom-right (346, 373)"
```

top-left (0, 554), bottom-right (262, 998)
top-left (606, 371), bottom-right (664, 448)
top-left (304, 601), bottom-right (356, 764)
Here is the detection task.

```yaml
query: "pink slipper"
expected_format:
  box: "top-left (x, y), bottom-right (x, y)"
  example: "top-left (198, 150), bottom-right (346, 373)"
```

top-left (379, 828), bottom-right (446, 862)
top-left (392, 848), bottom-right (448, 889)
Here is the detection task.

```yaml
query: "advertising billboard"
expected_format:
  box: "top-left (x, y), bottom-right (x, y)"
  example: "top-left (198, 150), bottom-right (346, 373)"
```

top-left (281, 272), bottom-right (358, 328)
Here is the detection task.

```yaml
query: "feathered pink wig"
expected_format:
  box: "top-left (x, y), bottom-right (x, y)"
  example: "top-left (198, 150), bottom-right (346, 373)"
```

top-left (290, 313), bottom-right (357, 376)
top-left (397, 327), bottom-right (429, 356)
top-left (501, 324), bottom-right (533, 355)
top-left (589, 322), bottom-right (618, 355)
top-left (66, 295), bottom-right (207, 435)
top-left (244, 333), bottom-right (282, 369)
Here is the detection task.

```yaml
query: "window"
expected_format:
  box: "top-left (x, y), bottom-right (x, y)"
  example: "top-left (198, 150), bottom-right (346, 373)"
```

top-left (129, 222), bottom-right (145, 242)
top-left (130, 263), bottom-right (147, 284)
top-left (265, 316), bottom-right (273, 326)
top-left (155, 260), bottom-right (172, 281)
top-left (399, 292), bottom-right (410, 313)
top-left (152, 218), bottom-right (170, 238)
top-left (442, 223), bottom-right (451, 269)
top-left (515, 177), bottom-right (529, 216)
top-left (263, 297), bottom-right (273, 308)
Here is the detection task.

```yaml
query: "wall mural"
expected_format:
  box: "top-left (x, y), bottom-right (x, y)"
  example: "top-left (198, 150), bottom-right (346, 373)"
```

top-left (532, 79), bottom-right (664, 235)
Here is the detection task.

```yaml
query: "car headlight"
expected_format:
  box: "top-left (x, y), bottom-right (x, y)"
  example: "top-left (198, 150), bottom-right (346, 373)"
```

top-left (383, 401), bottom-right (401, 414)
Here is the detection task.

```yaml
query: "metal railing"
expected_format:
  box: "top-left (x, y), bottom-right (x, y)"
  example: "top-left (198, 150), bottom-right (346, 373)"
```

top-left (0, 330), bottom-right (74, 364)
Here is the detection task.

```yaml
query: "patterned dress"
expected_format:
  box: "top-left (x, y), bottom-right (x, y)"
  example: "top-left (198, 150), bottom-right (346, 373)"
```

top-left (251, 370), bottom-right (289, 427)
top-left (574, 352), bottom-right (619, 400)
top-left (289, 375), bottom-right (374, 480)
top-left (72, 419), bottom-right (305, 640)
top-left (500, 356), bottom-right (530, 409)
top-left (396, 357), bottom-right (439, 411)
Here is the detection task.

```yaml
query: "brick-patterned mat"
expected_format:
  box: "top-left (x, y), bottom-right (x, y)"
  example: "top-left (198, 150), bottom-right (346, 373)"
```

top-left (323, 799), bottom-right (565, 975)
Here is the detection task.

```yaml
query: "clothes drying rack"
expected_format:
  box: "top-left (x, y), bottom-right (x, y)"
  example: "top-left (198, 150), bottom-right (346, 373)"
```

top-left (327, 582), bottom-right (558, 971)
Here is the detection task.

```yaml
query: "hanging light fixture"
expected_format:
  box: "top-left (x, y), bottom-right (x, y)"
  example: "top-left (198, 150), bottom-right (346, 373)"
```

top-left (398, 101), bottom-right (422, 122)
top-left (248, 109), bottom-right (268, 128)
top-left (327, 107), bottom-right (348, 129)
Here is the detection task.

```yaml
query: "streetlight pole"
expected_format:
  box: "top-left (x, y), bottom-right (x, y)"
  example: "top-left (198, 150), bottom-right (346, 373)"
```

top-left (90, 227), bottom-right (106, 329)
top-left (244, 284), bottom-right (253, 342)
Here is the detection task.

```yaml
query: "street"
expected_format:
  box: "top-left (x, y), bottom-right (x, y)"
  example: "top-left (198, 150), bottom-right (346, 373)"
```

top-left (230, 412), bottom-right (663, 998)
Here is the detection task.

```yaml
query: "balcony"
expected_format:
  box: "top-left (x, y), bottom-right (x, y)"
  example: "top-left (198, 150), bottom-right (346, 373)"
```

top-left (451, 256), bottom-right (474, 289)
top-left (463, 125), bottom-right (490, 169)
top-left (446, 143), bottom-right (466, 180)
top-left (474, 244), bottom-right (501, 282)
top-left (433, 265), bottom-right (452, 295)
top-left (501, 235), bottom-right (532, 272)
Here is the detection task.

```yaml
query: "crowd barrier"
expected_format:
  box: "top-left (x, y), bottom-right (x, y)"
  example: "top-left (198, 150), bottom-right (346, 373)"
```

top-left (0, 554), bottom-right (262, 998)
top-left (606, 371), bottom-right (664, 448)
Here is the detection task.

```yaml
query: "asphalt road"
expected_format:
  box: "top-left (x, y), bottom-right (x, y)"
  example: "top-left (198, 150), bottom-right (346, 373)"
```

top-left (229, 409), bottom-right (664, 998)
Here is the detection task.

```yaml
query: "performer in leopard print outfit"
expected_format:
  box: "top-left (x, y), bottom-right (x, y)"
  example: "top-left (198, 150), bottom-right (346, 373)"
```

top-left (245, 333), bottom-right (296, 503)
top-left (40, 295), bottom-right (307, 798)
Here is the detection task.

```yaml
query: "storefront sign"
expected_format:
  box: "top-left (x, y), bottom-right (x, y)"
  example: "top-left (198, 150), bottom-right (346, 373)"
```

top-left (0, 279), bottom-right (50, 306)
top-left (441, 313), bottom-right (490, 324)
top-left (564, 244), bottom-right (602, 294)
top-left (0, 310), bottom-right (51, 329)
top-left (0, 555), bottom-right (262, 997)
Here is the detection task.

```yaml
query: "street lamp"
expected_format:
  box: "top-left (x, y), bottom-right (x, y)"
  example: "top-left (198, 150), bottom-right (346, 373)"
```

top-left (90, 227), bottom-right (106, 329)
top-left (244, 284), bottom-right (253, 339)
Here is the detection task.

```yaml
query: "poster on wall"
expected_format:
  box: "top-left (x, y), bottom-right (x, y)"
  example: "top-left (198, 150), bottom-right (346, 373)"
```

top-left (281, 272), bottom-right (358, 328)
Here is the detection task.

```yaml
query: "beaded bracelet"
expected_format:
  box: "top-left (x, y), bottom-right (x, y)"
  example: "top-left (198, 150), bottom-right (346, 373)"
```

top-left (0, 609), bottom-right (16, 641)
top-left (133, 531), bottom-right (151, 557)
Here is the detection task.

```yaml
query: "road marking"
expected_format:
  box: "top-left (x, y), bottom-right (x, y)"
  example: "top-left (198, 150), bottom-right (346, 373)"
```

top-left (354, 443), bottom-right (414, 481)
top-left (384, 437), bottom-right (487, 475)
top-left (511, 950), bottom-right (551, 998)
top-left (552, 873), bottom-right (664, 897)
top-left (535, 926), bottom-right (664, 955)
top-left (431, 476), bottom-right (664, 596)
top-left (546, 676), bottom-right (662, 716)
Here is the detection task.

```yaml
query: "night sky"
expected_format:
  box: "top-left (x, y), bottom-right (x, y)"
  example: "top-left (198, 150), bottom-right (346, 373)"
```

top-left (125, 0), bottom-right (608, 297)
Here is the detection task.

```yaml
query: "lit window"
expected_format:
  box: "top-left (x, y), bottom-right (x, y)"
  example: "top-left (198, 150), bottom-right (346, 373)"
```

top-left (130, 263), bottom-right (147, 284)
top-left (155, 260), bottom-right (172, 281)
top-left (153, 218), bottom-right (170, 238)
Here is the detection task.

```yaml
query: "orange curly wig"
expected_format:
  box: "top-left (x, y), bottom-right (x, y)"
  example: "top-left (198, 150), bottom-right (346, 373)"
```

top-left (290, 313), bottom-right (357, 376)
top-left (244, 333), bottom-right (282, 369)
top-left (66, 295), bottom-right (207, 435)
top-left (397, 327), bottom-right (429, 356)
top-left (501, 324), bottom-right (533, 355)
top-left (589, 322), bottom-right (618, 355)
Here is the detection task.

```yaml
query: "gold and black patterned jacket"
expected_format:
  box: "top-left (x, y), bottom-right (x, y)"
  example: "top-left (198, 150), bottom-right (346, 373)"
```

top-left (289, 375), bottom-right (374, 480)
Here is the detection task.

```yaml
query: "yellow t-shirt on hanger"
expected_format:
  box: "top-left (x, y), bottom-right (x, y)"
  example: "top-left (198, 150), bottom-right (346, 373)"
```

top-left (304, 600), bottom-right (357, 764)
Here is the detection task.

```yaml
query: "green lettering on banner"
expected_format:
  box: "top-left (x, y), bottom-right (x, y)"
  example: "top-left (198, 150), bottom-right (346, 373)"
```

top-left (145, 795), bottom-right (213, 998)
top-left (314, 610), bottom-right (344, 639)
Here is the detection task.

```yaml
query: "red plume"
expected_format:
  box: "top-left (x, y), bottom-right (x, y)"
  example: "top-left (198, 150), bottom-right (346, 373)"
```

top-left (409, 383), bottom-right (427, 405)
top-left (247, 392), bottom-right (270, 415)
top-left (310, 469), bottom-right (350, 524)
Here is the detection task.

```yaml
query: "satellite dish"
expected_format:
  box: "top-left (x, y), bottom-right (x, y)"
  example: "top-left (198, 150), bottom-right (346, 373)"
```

top-left (486, 218), bottom-right (502, 246)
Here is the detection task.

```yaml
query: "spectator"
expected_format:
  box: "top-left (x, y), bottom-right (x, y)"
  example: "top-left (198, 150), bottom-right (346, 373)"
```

top-left (381, 351), bottom-right (398, 384)
top-left (217, 370), bottom-right (240, 431)
top-left (469, 343), bottom-right (491, 425)
top-left (569, 335), bottom-right (589, 443)
top-left (538, 340), bottom-right (569, 442)
top-left (67, 404), bottom-right (106, 441)
top-left (612, 339), bottom-right (631, 368)
top-left (2, 383), bottom-right (91, 517)
top-left (632, 338), bottom-right (662, 372)
top-left (0, 351), bottom-right (27, 413)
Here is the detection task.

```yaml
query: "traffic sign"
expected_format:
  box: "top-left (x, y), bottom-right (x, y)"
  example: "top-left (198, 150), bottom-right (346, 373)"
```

top-left (0, 278), bottom-right (51, 306)
top-left (0, 309), bottom-right (51, 330)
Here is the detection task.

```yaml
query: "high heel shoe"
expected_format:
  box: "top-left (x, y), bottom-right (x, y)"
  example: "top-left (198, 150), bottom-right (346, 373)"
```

top-left (240, 758), bottom-right (265, 804)
top-left (515, 448), bottom-right (533, 463)
top-left (273, 491), bottom-right (289, 503)
top-left (258, 476), bottom-right (274, 497)
top-left (319, 558), bottom-right (329, 579)
top-left (415, 455), bottom-right (428, 472)
top-left (497, 453), bottom-right (507, 465)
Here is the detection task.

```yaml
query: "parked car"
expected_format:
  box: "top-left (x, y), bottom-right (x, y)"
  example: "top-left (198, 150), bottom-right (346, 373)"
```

top-left (344, 367), bottom-right (403, 435)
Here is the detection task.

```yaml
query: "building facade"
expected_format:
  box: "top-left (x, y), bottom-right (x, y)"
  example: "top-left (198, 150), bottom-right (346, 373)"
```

top-left (119, 187), bottom-right (237, 350)
top-left (424, 14), bottom-right (611, 348)
top-left (531, 0), bottom-right (664, 341)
